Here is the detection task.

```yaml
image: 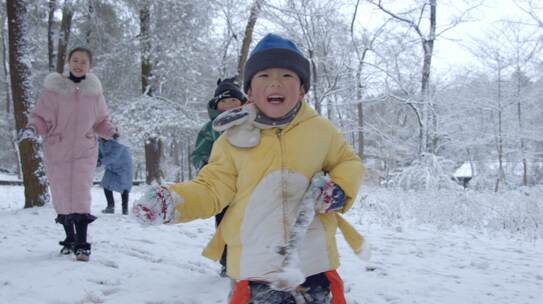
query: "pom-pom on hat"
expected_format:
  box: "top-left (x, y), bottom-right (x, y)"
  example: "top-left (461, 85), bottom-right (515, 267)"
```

top-left (243, 33), bottom-right (310, 94)
top-left (210, 77), bottom-right (247, 109)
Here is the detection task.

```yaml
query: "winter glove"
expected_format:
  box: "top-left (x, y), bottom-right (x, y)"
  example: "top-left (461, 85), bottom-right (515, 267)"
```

top-left (212, 103), bottom-right (259, 148)
top-left (212, 105), bottom-right (254, 131)
top-left (132, 185), bottom-right (182, 225)
top-left (16, 127), bottom-right (36, 143)
top-left (312, 173), bottom-right (346, 214)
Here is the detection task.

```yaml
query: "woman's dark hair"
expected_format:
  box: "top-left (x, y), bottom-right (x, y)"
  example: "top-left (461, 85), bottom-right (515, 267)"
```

top-left (68, 47), bottom-right (93, 64)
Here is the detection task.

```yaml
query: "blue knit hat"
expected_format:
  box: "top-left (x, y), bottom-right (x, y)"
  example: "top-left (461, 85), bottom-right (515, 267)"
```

top-left (243, 33), bottom-right (310, 93)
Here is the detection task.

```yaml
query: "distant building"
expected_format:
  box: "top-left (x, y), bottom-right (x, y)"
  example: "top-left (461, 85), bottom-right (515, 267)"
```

top-left (453, 162), bottom-right (475, 188)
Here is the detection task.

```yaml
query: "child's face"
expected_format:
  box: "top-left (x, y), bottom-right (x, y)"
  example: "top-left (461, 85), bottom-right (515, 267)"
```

top-left (248, 68), bottom-right (305, 118)
top-left (217, 98), bottom-right (242, 112)
top-left (68, 51), bottom-right (91, 77)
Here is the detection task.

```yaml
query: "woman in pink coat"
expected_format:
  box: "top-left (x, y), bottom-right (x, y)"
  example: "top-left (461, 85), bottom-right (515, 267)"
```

top-left (17, 47), bottom-right (117, 262)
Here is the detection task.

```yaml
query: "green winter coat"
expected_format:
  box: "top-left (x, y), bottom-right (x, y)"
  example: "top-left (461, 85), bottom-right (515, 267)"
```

top-left (190, 99), bottom-right (221, 170)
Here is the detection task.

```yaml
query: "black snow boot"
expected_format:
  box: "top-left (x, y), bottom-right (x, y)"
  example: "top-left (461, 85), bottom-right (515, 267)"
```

top-left (121, 191), bottom-right (129, 215)
top-left (59, 240), bottom-right (74, 255)
top-left (102, 188), bottom-right (115, 214)
top-left (60, 222), bottom-right (76, 255)
top-left (74, 221), bottom-right (91, 261)
top-left (74, 242), bottom-right (91, 262)
top-left (219, 247), bottom-right (228, 277)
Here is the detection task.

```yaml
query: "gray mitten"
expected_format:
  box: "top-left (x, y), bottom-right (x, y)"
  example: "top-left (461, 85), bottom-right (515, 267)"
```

top-left (213, 104), bottom-right (260, 148)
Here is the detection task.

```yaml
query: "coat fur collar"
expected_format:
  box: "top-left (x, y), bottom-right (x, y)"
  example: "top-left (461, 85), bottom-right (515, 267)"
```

top-left (43, 72), bottom-right (103, 96)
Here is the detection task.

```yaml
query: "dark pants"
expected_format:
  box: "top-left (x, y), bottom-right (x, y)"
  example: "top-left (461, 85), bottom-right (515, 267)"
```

top-left (249, 272), bottom-right (331, 304)
top-left (215, 207), bottom-right (228, 268)
top-left (104, 189), bottom-right (129, 212)
top-left (57, 214), bottom-right (96, 250)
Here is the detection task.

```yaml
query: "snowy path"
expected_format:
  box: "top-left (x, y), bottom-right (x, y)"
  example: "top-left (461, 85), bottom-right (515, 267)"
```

top-left (1, 185), bottom-right (542, 303)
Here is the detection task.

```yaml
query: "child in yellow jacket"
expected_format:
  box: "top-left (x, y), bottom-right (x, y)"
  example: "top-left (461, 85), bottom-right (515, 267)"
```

top-left (133, 33), bottom-right (366, 303)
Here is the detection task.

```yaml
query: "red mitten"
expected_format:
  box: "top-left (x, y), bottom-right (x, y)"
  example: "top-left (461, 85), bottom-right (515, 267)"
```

top-left (132, 186), bottom-right (181, 225)
top-left (314, 174), bottom-right (346, 214)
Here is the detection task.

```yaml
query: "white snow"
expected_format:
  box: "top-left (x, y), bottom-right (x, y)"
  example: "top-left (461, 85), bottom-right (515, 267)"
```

top-left (0, 173), bottom-right (18, 181)
top-left (453, 162), bottom-right (474, 178)
top-left (1, 185), bottom-right (543, 303)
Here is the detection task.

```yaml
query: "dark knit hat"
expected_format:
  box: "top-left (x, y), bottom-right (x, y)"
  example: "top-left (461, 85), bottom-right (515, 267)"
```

top-left (243, 33), bottom-right (310, 93)
top-left (210, 77), bottom-right (247, 109)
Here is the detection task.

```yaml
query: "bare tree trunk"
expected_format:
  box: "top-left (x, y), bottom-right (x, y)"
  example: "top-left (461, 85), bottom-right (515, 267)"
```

top-left (56, 0), bottom-right (73, 74)
top-left (495, 66), bottom-right (505, 192)
top-left (144, 135), bottom-right (163, 185)
top-left (370, 0), bottom-right (437, 154)
top-left (187, 143), bottom-right (192, 180)
top-left (237, 0), bottom-right (262, 82)
top-left (47, 0), bottom-right (56, 72)
top-left (7, 0), bottom-right (49, 208)
top-left (1, 13), bottom-right (12, 114)
top-left (85, 0), bottom-right (97, 49)
top-left (421, 0), bottom-right (436, 153)
top-left (308, 49), bottom-right (320, 114)
top-left (140, 0), bottom-right (154, 96)
top-left (514, 67), bottom-right (528, 186)
top-left (171, 138), bottom-right (180, 166)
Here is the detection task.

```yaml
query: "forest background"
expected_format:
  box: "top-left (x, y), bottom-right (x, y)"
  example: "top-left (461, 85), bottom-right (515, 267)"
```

top-left (1, 0), bottom-right (543, 207)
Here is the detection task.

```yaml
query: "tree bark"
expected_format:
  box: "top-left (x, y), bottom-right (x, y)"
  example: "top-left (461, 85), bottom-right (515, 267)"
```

top-left (85, 0), bottom-right (97, 48)
top-left (144, 135), bottom-right (163, 185)
top-left (56, 0), bottom-right (73, 74)
top-left (1, 12), bottom-right (12, 114)
top-left (495, 64), bottom-right (505, 192)
top-left (7, 0), bottom-right (49, 208)
top-left (47, 0), bottom-right (56, 72)
top-left (187, 143), bottom-right (192, 180)
top-left (140, 0), bottom-right (154, 96)
top-left (237, 0), bottom-right (262, 82)
top-left (370, 0), bottom-right (437, 154)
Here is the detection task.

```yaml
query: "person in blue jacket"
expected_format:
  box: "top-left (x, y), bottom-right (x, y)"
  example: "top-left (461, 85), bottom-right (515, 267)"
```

top-left (97, 138), bottom-right (133, 215)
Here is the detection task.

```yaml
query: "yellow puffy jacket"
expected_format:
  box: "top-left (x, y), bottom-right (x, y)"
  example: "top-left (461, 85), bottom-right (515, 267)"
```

top-left (169, 101), bottom-right (364, 280)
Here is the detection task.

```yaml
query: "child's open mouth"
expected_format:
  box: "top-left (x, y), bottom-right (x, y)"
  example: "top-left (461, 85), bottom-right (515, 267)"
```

top-left (267, 95), bottom-right (285, 104)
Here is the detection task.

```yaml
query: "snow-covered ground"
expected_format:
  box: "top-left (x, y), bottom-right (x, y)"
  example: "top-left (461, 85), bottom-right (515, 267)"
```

top-left (1, 184), bottom-right (542, 304)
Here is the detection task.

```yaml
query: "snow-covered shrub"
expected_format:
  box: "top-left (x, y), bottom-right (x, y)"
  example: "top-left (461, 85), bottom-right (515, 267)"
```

top-left (109, 95), bottom-right (203, 182)
top-left (389, 153), bottom-right (459, 190)
top-left (0, 112), bottom-right (18, 173)
top-left (354, 185), bottom-right (543, 239)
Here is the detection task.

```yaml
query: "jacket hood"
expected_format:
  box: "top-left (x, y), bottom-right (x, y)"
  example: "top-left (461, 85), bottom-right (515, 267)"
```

top-left (207, 97), bottom-right (222, 120)
top-left (44, 72), bottom-right (103, 96)
top-left (282, 101), bottom-right (318, 132)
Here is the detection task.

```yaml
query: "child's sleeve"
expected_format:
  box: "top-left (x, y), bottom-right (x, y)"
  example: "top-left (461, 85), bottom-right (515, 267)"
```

top-left (169, 137), bottom-right (237, 222)
top-left (93, 95), bottom-right (117, 139)
top-left (27, 92), bottom-right (55, 135)
top-left (322, 126), bottom-right (364, 212)
top-left (190, 124), bottom-right (213, 170)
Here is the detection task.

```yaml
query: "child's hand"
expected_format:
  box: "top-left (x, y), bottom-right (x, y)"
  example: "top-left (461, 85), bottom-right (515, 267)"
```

top-left (313, 174), bottom-right (346, 214)
top-left (132, 185), bottom-right (181, 225)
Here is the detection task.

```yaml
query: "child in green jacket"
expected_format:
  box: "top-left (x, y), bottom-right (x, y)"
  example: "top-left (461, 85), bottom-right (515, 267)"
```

top-left (190, 77), bottom-right (247, 276)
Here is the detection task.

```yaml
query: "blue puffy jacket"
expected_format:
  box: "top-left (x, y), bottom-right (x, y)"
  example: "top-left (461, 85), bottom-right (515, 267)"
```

top-left (98, 139), bottom-right (133, 192)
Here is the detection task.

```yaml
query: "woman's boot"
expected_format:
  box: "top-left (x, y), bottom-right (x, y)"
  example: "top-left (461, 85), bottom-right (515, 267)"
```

top-left (60, 222), bottom-right (75, 255)
top-left (74, 221), bottom-right (91, 262)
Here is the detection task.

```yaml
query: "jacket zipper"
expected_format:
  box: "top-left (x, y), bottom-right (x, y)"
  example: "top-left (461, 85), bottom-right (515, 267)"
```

top-left (69, 85), bottom-right (81, 212)
top-left (276, 128), bottom-right (289, 244)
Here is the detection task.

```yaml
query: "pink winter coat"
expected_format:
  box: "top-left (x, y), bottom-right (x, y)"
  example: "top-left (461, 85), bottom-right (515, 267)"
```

top-left (27, 73), bottom-right (116, 215)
